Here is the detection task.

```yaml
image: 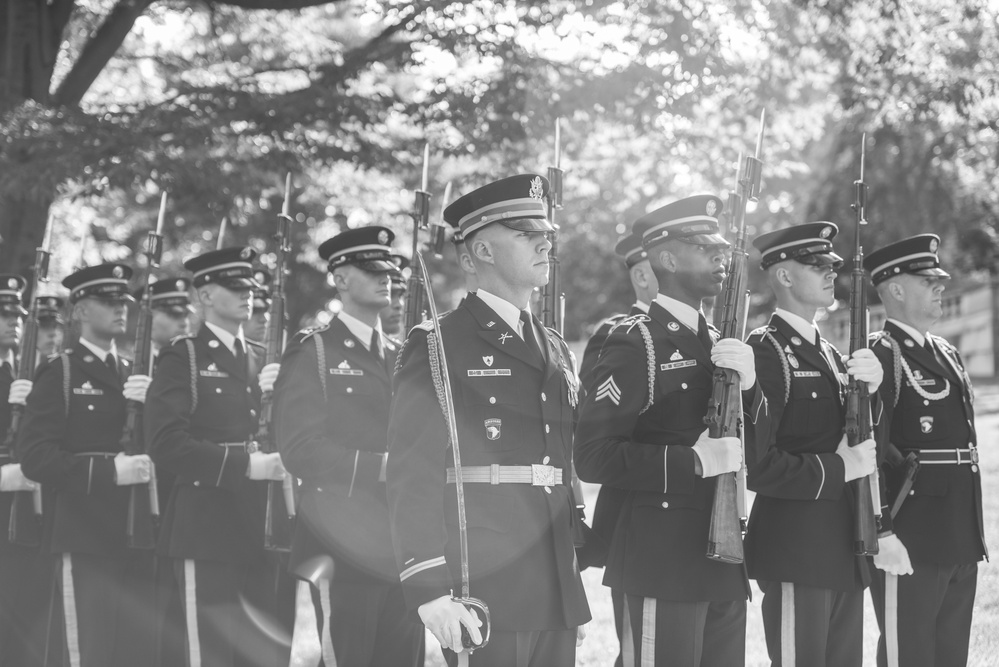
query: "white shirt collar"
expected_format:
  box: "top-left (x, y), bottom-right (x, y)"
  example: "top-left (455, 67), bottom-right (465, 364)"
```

top-left (887, 318), bottom-right (926, 347)
top-left (1, 350), bottom-right (14, 368)
top-left (654, 293), bottom-right (702, 332)
top-left (476, 289), bottom-right (527, 336)
top-left (79, 337), bottom-right (118, 363)
top-left (775, 308), bottom-right (821, 345)
top-left (337, 310), bottom-right (382, 351)
top-left (203, 321), bottom-right (245, 356)
top-left (634, 300), bottom-right (650, 314)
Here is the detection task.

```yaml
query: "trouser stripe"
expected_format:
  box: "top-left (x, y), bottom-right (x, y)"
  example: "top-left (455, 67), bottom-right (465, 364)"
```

top-left (781, 582), bottom-right (796, 667)
top-left (621, 595), bottom-right (635, 667)
top-left (183, 560), bottom-right (202, 667)
top-left (318, 579), bottom-right (337, 666)
top-left (640, 597), bottom-right (656, 667)
top-left (62, 554), bottom-right (82, 667)
top-left (885, 574), bottom-right (899, 667)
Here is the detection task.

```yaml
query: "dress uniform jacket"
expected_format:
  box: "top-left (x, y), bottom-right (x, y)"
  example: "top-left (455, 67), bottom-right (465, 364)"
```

top-left (578, 313), bottom-right (628, 390)
top-left (745, 314), bottom-right (872, 592)
top-left (275, 318), bottom-right (399, 582)
top-left (574, 301), bottom-right (767, 602)
top-left (387, 293), bottom-right (590, 632)
top-left (871, 322), bottom-right (986, 564)
top-left (144, 326), bottom-right (267, 565)
top-left (18, 344), bottom-right (133, 556)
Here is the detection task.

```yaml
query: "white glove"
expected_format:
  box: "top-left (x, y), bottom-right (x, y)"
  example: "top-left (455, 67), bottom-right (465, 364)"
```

top-left (690, 428), bottom-right (743, 478)
top-left (258, 363), bottom-right (281, 394)
top-left (846, 348), bottom-right (884, 393)
top-left (711, 338), bottom-right (757, 390)
top-left (873, 533), bottom-right (914, 576)
top-left (114, 453), bottom-right (152, 486)
top-left (247, 451), bottom-right (286, 481)
top-left (835, 434), bottom-right (876, 482)
top-left (8, 379), bottom-right (32, 406)
top-left (123, 374), bottom-right (152, 404)
top-left (418, 594), bottom-right (483, 654)
top-left (576, 623), bottom-right (587, 647)
top-left (0, 463), bottom-right (39, 492)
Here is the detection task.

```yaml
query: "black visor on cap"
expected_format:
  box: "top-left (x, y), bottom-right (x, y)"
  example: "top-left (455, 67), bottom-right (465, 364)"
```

top-left (911, 266), bottom-right (951, 279)
top-left (796, 250), bottom-right (844, 269)
top-left (0, 305), bottom-right (27, 317)
top-left (214, 276), bottom-right (259, 290)
top-left (497, 217), bottom-right (555, 233)
top-left (674, 232), bottom-right (731, 246)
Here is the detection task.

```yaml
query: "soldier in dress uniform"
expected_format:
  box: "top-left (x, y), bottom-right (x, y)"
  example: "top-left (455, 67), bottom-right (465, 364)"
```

top-left (745, 222), bottom-right (883, 666)
top-left (245, 269), bottom-right (272, 343)
top-left (575, 195), bottom-right (766, 667)
top-left (143, 247), bottom-right (289, 667)
top-left (863, 234), bottom-right (986, 667)
top-left (380, 257), bottom-right (408, 339)
top-left (388, 174), bottom-right (590, 666)
top-left (274, 226), bottom-right (423, 667)
top-left (0, 275), bottom-right (54, 667)
top-left (138, 277), bottom-right (194, 357)
top-left (574, 230), bottom-right (659, 663)
top-left (18, 263), bottom-right (158, 667)
top-left (35, 295), bottom-right (66, 359)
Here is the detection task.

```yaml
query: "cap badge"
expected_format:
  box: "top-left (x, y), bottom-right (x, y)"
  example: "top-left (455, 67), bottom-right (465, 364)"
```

top-left (930, 239), bottom-right (939, 252)
top-left (344, 339), bottom-right (355, 348)
top-left (820, 227), bottom-right (832, 238)
top-left (705, 200), bottom-right (718, 216)
top-left (667, 322), bottom-right (680, 332)
top-left (483, 355), bottom-right (493, 367)
top-left (240, 247), bottom-right (252, 260)
top-left (528, 176), bottom-right (544, 200)
top-left (255, 272), bottom-right (265, 283)
top-left (177, 280), bottom-right (186, 291)
top-left (112, 266), bottom-right (124, 278)
top-left (7, 278), bottom-right (17, 289)
top-left (378, 230), bottom-right (390, 245)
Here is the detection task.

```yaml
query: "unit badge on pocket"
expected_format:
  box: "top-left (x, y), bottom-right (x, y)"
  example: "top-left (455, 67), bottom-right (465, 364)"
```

top-left (920, 416), bottom-right (933, 433)
top-left (485, 419), bottom-right (501, 440)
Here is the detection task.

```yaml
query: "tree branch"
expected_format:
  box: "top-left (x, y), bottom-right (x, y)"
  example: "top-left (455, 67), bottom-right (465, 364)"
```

top-left (52, 0), bottom-right (155, 107)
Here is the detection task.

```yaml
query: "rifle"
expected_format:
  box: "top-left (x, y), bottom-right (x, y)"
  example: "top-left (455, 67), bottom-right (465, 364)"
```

top-left (705, 112), bottom-right (765, 564)
top-left (403, 144), bottom-right (433, 331)
top-left (5, 212), bottom-right (53, 546)
top-left (846, 134), bottom-right (881, 555)
top-left (121, 192), bottom-right (166, 550)
top-left (538, 118), bottom-right (587, 534)
top-left (711, 173), bottom-right (741, 330)
top-left (259, 173), bottom-right (297, 552)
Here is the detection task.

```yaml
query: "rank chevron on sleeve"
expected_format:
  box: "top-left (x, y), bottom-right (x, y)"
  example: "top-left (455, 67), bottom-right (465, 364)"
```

top-left (595, 375), bottom-right (622, 405)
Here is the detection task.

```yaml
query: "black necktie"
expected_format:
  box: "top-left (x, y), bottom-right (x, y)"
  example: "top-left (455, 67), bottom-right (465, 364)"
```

top-left (370, 329), bottom-right (383, 361)
top-left (696, 314), bottom-right (713, 351)
top-left (104, 353), bottom-right (117, 374)
top-left (520, 311), bottom-right (543, 366)
top-left (234, 339), bottom-right (246, 370)
top-left (1, 361), bottom-right (11, 378)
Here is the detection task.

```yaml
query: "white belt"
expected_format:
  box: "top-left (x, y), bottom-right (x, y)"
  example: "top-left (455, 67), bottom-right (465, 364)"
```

top-left (446, 464), bottom-right (563, 487)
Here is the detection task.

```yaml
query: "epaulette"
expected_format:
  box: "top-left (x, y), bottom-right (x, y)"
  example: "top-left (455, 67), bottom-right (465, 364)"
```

top-left (869, 330), bottom-right (892, 348)
top-left (747, 325), bottom-right (775, 338)
top-left (170, 333), bottom-right (196, 345)
top-left (298, 322), bottom-right (330, 342)
top-left (413, 319), bottom-right (435, 332)
top-left (612, 313), bottom-right (651, 335)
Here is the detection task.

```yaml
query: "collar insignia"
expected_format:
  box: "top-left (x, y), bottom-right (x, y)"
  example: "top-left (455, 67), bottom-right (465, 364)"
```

top-left (498, 332), bottom-right (512, 345)
top-left (208, 340), bottom-right (220, 349)
top-left (345, 339), bottom-right (355, 348)
top-left (667, 321), bottom-right (680, 332)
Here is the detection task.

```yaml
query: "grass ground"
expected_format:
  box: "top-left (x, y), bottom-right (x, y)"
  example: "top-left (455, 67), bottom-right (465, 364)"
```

top-left (294, 410), bottom-right (999, 666)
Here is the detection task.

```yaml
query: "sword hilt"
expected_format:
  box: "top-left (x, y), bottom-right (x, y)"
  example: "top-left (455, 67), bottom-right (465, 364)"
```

top-left (454, 596), bottom-right (491, 651)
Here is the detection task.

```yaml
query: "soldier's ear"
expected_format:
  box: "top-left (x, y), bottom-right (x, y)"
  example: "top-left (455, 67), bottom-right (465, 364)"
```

top-left (470, 237), bottom-right (494, 265)
top-left (656, 249), bottom-right (677, 273)
top-left (774, 266), bottom-right (793, 288)
top-left (887, 280), bottom-right (905, 302)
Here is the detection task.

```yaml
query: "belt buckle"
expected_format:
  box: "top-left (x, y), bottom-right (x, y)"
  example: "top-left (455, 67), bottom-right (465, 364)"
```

top-left (970, 448), bottom-right (979, 465)
top-left (531, 464), bottom-right (556, 487)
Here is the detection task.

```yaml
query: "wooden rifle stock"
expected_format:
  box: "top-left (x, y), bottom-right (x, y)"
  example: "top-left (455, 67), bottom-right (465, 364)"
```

top-left (706, 113), bottom-right (765, 563)
top-left (847, 136), bottom-right (880, 555)
top-left (5, 224), bottom-right (53, 546)
top-left (260, 175), bottom-right (296, 552)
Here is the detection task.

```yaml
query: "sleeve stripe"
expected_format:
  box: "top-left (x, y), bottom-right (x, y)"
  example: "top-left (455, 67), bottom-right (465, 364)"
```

top-left (814, 455), bottom-right (826, 500)
top-left (347, 450), bottom-right (359, 498)
top-left (662, 446), bottom-right (669, 493)
top-left (216, 446), bottom-right (229, 487)
top-left (400, 556), bottom-right (447, 582)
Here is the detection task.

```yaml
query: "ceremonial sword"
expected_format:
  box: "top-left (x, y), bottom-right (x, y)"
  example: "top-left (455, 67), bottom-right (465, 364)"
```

top-left (413, 252), bottom-right (491, 657)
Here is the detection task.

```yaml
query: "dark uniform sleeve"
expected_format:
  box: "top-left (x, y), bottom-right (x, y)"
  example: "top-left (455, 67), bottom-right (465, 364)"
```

top-left (386, 327), bottom-right (452, 612)
top-left (746, 335), bottom-right (848, 501)
top-left (872, 337), bottom-right (898, 534)
top-left (274, 334), bottom-right (384, 485)
top-left (144, 341), bottom-right (250, 490)
top-left (18, 357), bottom-right (117, 495)
top-left (577, 319), bottom-right (613, 392)
top-left (574, 327), bottom-right (697, 494)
